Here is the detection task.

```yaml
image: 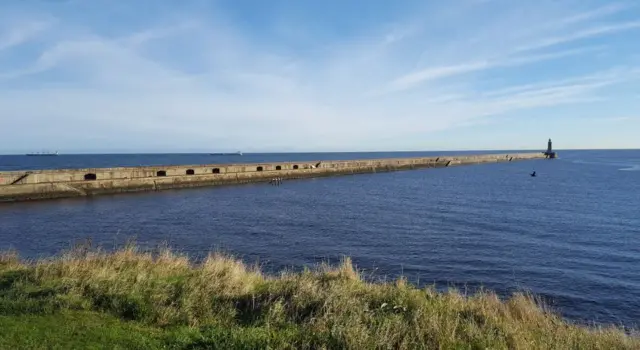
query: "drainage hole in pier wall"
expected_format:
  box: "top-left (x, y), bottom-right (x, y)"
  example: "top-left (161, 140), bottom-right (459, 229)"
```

top-left (84, 173), bottom-right (97, 180)
top-left (212, 168), bottom-right (220, 174)
top-left (186, 169), bottom-right (195, 175)
top-left (293, 165), bottom-right (299, 170)
top-left (257, 166), bottom-right (264, 172)
top-left (276, 166), bottom-right (282, 170)
top-left (157, 170), bottom-right (167, 177)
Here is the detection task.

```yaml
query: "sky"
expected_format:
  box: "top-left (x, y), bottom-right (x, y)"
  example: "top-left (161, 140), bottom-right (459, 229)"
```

top-left (1, 0), bottom-right (639, 154)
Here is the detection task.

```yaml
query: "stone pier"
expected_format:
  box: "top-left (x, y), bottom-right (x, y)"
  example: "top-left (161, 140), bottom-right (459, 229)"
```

top-left (0, 152), bottom-right (548, 202)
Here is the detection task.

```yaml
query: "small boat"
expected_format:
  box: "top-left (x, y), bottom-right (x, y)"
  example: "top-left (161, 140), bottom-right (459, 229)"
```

top-left (26, 151), bottom-right (59, 156)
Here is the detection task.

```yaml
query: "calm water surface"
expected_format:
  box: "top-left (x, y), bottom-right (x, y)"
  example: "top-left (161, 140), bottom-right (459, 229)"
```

top-left (1, 150), bottom-right (639, 327)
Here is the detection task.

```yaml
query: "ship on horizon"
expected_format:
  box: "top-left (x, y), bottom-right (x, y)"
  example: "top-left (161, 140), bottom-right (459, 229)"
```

top-left (210, 151), bottom-right (243, 156)
top-left (26, 151), bottom-right (59, 156)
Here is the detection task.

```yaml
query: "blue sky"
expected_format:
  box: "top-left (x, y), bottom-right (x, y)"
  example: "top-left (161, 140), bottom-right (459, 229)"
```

top-left (1, 0), bottom-right (639, 153)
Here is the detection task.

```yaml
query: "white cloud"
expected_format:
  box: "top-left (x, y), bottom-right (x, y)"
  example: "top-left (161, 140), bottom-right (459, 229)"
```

top-left (385, 47), bottom-right (602, 94)
top-left (552, 3), bottom-right (630, 27)
top-left (583, 116), bottom-right (638, 123)
top-left (0, 19), bottom-right (52, 51)
top-left (515, 21), bottom-right (640, 53)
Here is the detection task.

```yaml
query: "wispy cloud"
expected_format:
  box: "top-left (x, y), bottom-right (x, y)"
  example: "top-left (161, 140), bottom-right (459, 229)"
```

top-left (553, 3), bottom-right (630, 27)
top-left (0, 19), bottom-right (52, 51)
top-left (583, 116), bottom-right (637, 123)
top-left (515, 21), bottom-right (640, 53)
top-left (385, 47), bottom-right (602, 94)
top-left (607, 116), bottom-right (636, 122)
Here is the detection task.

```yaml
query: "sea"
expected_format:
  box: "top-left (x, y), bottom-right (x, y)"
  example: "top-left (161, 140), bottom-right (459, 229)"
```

top-left (0, 150), bottom-right (638, 327)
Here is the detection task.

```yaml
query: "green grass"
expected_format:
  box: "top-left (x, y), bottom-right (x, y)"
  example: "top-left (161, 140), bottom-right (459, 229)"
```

top-left (0, 311), bottom-right (161, 350)
top-left (0, 245), bottom-right (637, 349)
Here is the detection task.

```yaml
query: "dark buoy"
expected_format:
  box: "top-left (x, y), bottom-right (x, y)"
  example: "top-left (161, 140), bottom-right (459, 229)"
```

top-left (530, 171), bottom-right (536, 177)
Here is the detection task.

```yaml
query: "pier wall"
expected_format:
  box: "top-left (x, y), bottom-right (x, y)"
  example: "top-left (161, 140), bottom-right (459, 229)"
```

top-left (0, 152), bottom-right (546, 202)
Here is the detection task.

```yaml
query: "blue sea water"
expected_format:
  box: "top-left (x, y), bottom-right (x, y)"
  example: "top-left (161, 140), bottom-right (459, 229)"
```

top-left (0, 150), bottom-right (639, 327)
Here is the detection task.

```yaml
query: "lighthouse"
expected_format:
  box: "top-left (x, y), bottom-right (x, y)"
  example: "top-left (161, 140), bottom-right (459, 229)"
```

top-left (544, 138), bottom-right (557, 159)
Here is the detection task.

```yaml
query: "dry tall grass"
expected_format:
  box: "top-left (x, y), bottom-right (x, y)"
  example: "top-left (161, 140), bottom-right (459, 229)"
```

top-left (1, 245), bottom-right (637, 349)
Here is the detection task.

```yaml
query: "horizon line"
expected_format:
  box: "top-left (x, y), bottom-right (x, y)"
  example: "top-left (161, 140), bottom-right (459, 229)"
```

top-left (1, 147), bottom-right (639, 156)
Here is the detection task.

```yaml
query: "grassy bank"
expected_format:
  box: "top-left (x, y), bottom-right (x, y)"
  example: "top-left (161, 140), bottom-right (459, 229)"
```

top-left (0, 245), bottom-right (637, 349)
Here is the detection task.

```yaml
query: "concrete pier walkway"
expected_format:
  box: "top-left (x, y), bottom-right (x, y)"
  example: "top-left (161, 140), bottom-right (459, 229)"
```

top-left (0, 152), bottom-right (547, 202)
